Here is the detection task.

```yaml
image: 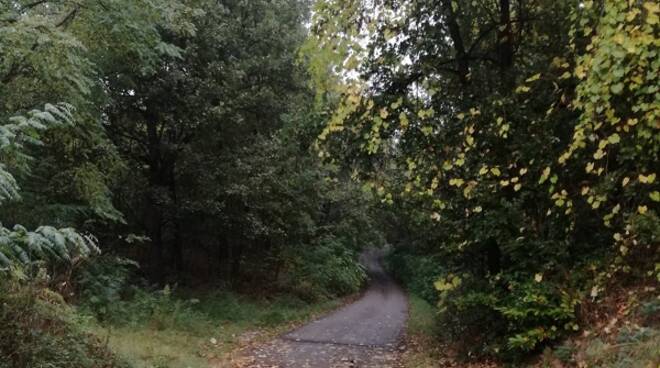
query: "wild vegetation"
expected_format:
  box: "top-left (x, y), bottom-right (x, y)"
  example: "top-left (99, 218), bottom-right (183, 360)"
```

top-left (0, 0), bottom-right (658, 367)
top-left (308, 0), bottom-right (659, 363)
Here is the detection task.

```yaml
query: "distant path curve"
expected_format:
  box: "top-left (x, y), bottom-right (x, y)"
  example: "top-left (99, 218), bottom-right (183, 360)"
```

top-left (237, 248), bottom-right (408, 368)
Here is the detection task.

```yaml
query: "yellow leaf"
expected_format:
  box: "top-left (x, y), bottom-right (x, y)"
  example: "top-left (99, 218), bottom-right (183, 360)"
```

top-left (514, 183), bottom-right (522, 192)
top-left (479, 166), bottom-right (489, 175)
top-left (379, 108), bottom-right (389, 119)
top-left (608, 133), bottom-right (621, 144)
top-left (534, 273), bottom-right (543, 282)
top-left (539, 166), bottom-right (551, 183)
top-left (449, 178), bottom-right (464, 187)
top-left (473, 206), bottom-right (483, 213)
top-left (622, 177), bottom-right (630, 187)
top-left (643, 2), bottom-right (659, 14)
top-left (638, 205), bottom-right (648, 214)
top-left (585, 162), bottom-right (594, 174)
top-left (516, 85), bottom-right (530, 93)
top-left (491, 167), bottom-right (501, 176)
top-left (526, 73), bottom-right (541, 82)
top-left (399, 112), bottom-right (409, 129)
top-left (650, 191), bottom-right (660, 202)
top-left (639, 173), bottom-right (656, 184)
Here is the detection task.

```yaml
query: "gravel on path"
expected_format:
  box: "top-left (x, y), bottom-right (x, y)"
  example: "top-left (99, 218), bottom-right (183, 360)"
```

top-left (235, 248), bottom-right (408, 368)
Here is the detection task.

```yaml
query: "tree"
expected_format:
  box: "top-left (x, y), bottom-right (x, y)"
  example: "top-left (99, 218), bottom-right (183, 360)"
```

top-left (308, 0), bottom-right (659, 357)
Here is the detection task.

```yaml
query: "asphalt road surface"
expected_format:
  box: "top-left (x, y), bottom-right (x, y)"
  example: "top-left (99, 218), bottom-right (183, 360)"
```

top-left (239, 248), bottom-right (408, 368)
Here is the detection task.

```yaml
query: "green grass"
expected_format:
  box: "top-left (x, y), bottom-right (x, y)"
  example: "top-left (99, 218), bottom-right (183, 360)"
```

top-left (407, 294), bottom-right (438, 337)
top-left (84, 289), bottom-right (346, 368)
top-left (402, 294), bottom-right (445, 368)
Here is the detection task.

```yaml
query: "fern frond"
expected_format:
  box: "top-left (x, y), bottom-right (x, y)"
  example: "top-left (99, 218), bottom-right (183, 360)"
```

top-left (0, 165), bottom-right (21, 204)
top-left (0, 224), bottom-right (99, 270)
top-left (0, 103), bottom-right (101, 275)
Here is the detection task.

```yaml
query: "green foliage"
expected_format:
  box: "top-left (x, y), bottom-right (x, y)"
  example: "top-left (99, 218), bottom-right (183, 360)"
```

top-left (282, 236), bottom-right (367, 300)
top-left (75, 255), bottom-right (139, 321)
top-left (386, 249), bottom-right (444, 304)
top-left (0, 279), bottom-right (129, 368)
top-left (210, 131), bottom-right (380, 297)
top-left (310, 0), bottom-right (659, 360)
top-left (540, 295), bottom-right (660, 368)
top-left (0, 0), bottom-right (386, 366)
top-left (0, 103), bottom-right (75, 203)
top-left (84, 287), bottom-right (345, 368)
top-left (0, 102), bottom-right (101, 274)
top-left (0, 224), bottom-right (99, 271)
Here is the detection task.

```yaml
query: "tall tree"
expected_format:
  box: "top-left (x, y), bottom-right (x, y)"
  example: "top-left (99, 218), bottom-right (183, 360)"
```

top-left (308, 0), bottom-right (659, 357)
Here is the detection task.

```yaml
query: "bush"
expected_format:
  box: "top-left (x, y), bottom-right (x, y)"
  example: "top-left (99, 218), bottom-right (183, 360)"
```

top-left (434, 272), bottom-right (581, 357)
top-left (386, 247), bottom-right (444, 304)
top-left (0, 277), bottom-right (130, 368)
top-left (281, 237), bottom-right (366, 301)
top-left (75, 255), bottom-right (138, 322)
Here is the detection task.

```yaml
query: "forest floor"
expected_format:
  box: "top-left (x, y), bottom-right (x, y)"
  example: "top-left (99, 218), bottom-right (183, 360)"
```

top-left (227, 249), bottom-right (409, 368)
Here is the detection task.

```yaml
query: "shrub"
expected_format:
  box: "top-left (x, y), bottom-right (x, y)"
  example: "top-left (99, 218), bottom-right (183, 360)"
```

top-left (386, 247), bottom-right (444, 304)
top-left (281, 236), bottom-right (366, 301)
top-left (0, 277), bottom-right (130, 368)
top-left (75, 255), bottom-right (138, 322)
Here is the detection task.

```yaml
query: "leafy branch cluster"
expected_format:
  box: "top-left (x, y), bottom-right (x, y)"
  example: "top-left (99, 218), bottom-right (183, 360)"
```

top-left (308, 0), bottom-right (659, 357)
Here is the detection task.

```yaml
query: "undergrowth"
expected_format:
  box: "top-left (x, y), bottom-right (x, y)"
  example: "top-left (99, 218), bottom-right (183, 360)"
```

top-left (538, 293), bottom-right (660, 368)
top-left (0, 277), bottom-right (129, 368)
top-left (82, 286), bottom-right (345, 368)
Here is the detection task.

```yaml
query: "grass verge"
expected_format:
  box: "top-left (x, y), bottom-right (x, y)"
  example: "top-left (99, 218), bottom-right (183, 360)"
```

top-left (84, 289), bottom-right (347, 368)
top-left (401, 294), bottom-right (499, 368)
top-left (401, 294), bottom-right (443, 368)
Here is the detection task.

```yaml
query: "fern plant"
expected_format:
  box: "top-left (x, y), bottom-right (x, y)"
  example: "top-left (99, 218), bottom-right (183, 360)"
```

top-left (0, 103), bottom-right (99, 274)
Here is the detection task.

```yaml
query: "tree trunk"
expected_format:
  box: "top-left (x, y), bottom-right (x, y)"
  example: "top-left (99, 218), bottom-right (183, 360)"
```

top-left (441, 0), bottom-right (470, 85)
top-left (146, 197), bottom-right (164, 282)
top-left (230, 239), bottom-right (243, 286)
top-left (498, 0), bottom-right (515, 87)
top-left (169, 169), bottom-right (184, 276)
top-left (145, 108), bottom-right (165, 282)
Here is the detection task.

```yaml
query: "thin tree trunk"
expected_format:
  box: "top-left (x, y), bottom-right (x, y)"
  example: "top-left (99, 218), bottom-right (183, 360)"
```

top-left (498, 0), bottom-right (515, 87)
top-left (145, 108), bottom-right (165, 282)
top-left (169, 169), bottom-right (184, 276)
top-left (440, 0), bottom-right (470, 85)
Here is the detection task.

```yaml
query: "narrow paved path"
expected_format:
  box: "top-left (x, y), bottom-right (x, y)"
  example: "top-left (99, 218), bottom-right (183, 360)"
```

top-left (237, 249), bottom-right (408, 368)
